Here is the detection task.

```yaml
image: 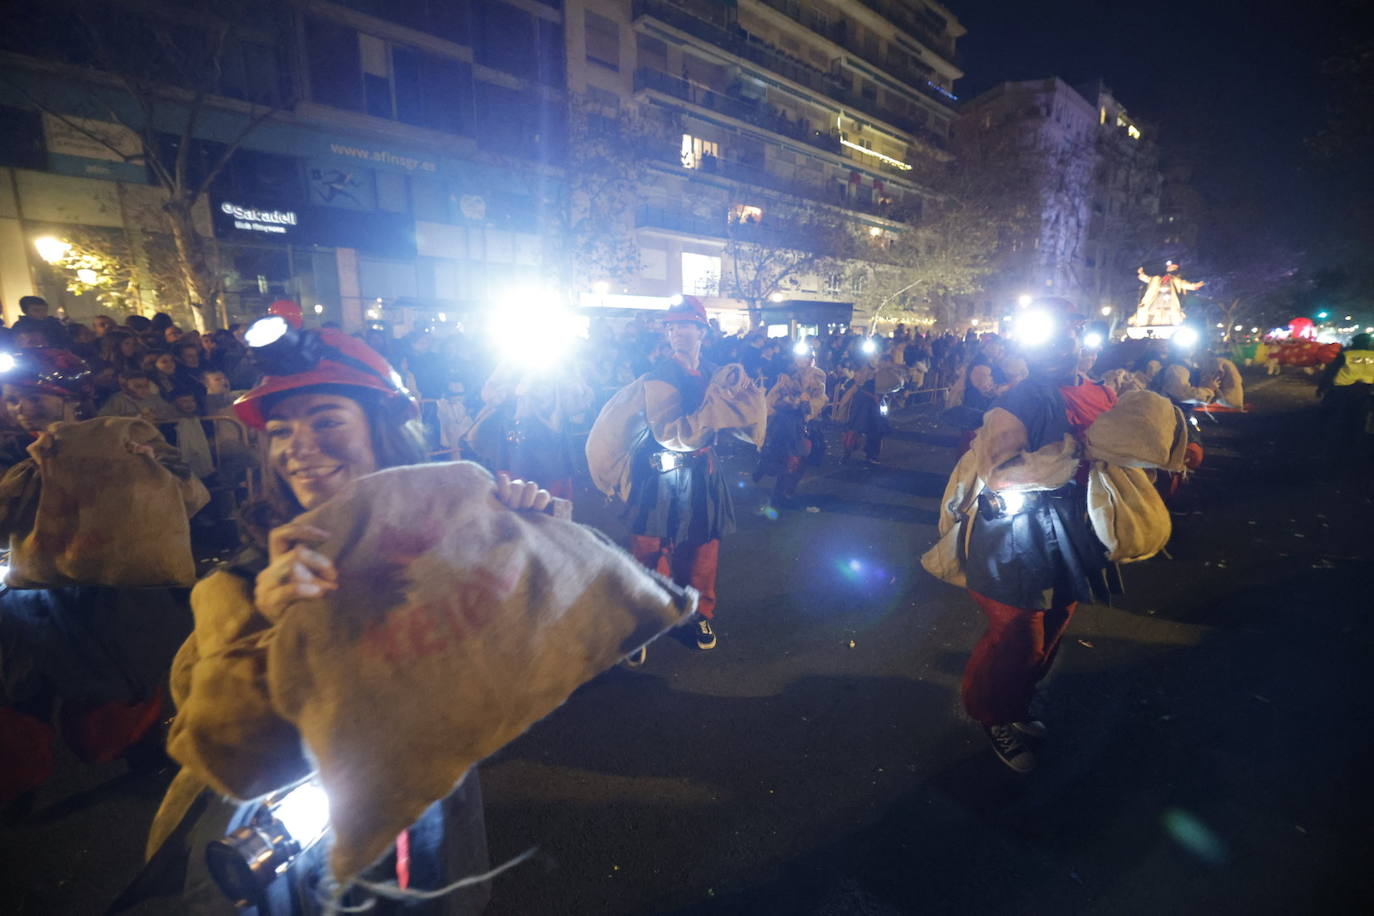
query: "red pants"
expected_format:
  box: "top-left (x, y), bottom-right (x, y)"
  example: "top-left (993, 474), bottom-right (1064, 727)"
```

top-left (961, 591), bottom-right (1077, 726)
top-left (630, 537), bottom-right (719, 619)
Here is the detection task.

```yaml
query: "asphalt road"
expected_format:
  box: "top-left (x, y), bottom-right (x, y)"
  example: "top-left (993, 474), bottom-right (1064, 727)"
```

top-left (2, 370), bottom-right (1370, 915)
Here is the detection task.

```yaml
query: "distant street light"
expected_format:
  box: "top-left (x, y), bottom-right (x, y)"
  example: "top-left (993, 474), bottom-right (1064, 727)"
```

top-left (1234, 324), bottom-right (1243, 331)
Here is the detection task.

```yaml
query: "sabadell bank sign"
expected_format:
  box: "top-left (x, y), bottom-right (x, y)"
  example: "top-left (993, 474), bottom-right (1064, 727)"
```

top-left (220, 201), bottom-right (299, 235)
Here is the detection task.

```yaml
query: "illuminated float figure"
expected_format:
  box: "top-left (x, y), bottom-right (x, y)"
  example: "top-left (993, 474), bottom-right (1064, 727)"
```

top-left (1126, 260), bottom-right (1205, 340)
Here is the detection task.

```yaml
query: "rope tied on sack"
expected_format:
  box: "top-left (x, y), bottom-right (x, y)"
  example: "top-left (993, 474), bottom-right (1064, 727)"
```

top-left (318, 847), bottom-right (539, 915)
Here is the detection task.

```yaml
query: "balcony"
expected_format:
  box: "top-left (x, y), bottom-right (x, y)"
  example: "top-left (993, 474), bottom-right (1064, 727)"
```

top-left (635, 205), bottom-right (727, 238)
top-left (849, 0), bottom-right (961, 66)
top-left (632, 0), bottom-right (949, 140)
top-left (635, 68), bottom-right (844, 156)
top-left (640, 143), bottom-right (900, 221)
top-left (752, 0), bottom-right (959, 106)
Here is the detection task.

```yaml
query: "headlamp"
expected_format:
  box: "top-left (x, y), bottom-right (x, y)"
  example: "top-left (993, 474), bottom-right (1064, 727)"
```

top-left (244, 316), bottom-right (325, 375)
top-left (1013, 310), bottom-right (1057, 348)
top-left (207, 777), bottom-right (331, 907)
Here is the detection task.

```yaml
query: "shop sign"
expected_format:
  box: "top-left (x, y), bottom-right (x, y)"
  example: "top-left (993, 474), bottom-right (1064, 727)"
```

top-left (219, 201), bottom-right (299, 235)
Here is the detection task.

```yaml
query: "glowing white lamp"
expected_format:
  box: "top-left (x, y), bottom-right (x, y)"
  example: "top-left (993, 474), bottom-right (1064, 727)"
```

top-left (34, 236), bottom-right (71, 264)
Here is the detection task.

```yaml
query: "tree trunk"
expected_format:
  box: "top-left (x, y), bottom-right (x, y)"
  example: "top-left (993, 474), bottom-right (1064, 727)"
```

top-left (163, 198), bottom-right (221, 332)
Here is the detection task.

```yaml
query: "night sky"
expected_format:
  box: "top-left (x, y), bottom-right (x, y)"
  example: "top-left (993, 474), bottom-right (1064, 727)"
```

top-left (946, 0), bottom-right (1365, 249)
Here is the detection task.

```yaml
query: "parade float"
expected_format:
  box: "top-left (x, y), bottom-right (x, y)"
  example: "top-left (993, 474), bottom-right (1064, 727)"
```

top-left (1125, 261), bottom-right (1205, 340)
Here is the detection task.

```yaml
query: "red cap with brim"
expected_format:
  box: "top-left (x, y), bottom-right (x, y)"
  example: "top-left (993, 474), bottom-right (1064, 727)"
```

top-left (663, 295), bottom-right (709, 326)
top-left (233, 329), bottom-right (418, 428)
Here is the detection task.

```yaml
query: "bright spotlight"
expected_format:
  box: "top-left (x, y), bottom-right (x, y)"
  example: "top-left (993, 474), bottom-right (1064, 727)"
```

top-left (0, 352), bottom-right (17, 373)
top-left (793, 340), bottom-right (811, 357)
top-left (487, 289), bottom-right (582, 368)
top-left (1083, 332), bottom-right (1104, 349)
top-left (1173, 326), bottom-right (1200, 349)
top-left (861, 337), bottom-right (878, 355)
top-left (1101, 306), bottom-right (1113, 316)
top-left (313, 303), bottom-right (325, 315)
top-left (1017, 294), bottom-right (1033, 308)
top-left (34, 236), bottom-right (71, 264)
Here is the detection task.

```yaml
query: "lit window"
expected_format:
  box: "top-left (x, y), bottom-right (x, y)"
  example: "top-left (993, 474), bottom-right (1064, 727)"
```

top-left (682, 252), bottom-right (720, 295)
top-left (681, 134), bottom-right (720, 169)
top-left (729, 203), bottom-right (763, 224)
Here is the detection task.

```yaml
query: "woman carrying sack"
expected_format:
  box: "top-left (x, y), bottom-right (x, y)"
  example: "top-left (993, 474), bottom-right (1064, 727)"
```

top-left (141, 324), bottom-right (557, 914)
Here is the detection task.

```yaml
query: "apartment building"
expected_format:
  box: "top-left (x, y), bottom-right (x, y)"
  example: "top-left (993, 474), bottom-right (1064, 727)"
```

top-left (956, 77), bottom-right (1163, 319)
top-left (0, 0), bottom-right (564, 329)
top-left (566, 0), bottom-right (964, 332)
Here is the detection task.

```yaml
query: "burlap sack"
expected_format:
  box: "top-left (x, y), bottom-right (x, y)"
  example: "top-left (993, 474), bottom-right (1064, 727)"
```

top-left (0, 417), bottom-right (209, 588)
top-left (1087, 463), bottom-right (1171, 563)
top-left (586, 362), bottom-right (766, 500)
top-left (1084, 390), bottom-right (1187, 472)
top-left (166, 461), bottom-right (696, 883)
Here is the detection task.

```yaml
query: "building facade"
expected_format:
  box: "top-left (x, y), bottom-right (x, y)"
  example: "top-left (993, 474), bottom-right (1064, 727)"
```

top-left (0, 0), bottom-right (565, 330)
top-left (565, 0), bottom-right (964, 333)
top-left (956, 77), bottom-right (1162, 321)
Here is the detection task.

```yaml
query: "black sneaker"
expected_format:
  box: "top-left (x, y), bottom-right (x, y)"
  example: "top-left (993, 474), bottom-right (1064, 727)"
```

top-left (695, 616), bottom-right (717, 650)
top-left (1012, 719), bottom-right (1047, 740)
top-left (984, 724), bottom-right (1036, 773)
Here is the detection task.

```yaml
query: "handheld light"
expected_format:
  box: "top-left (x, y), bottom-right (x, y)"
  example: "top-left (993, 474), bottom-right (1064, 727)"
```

top-left (793, 340), bottom-right (811, 357)
top-left (861, 338), bottom-right (878, 355)
top-left (207, 778), bottom-right (331, 907)
top-left (0, 352), bottom-right (17, 374)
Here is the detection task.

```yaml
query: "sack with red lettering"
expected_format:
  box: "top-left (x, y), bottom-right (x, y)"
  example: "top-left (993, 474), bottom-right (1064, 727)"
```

top-left (164, 461), bottom-right (696, 883)
top-left (0, 417), bottom-right (209, 588)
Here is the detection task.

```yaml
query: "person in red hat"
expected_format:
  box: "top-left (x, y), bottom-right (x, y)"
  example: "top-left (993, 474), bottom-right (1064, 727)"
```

top-left (620, 296), bottom-right (744, 658)
top-left (142, 322), bottom-right (554, 912)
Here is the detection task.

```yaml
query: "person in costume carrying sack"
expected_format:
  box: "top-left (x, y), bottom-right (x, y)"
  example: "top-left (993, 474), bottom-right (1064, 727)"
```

top-left (954, 300), bottom-right (1119, 775)
top-left (586, 296), bottom-right (766, 663)
top-left (135, 320), bottom-right (557, 915)
top-left (755, 341), bottom-right (828, 507)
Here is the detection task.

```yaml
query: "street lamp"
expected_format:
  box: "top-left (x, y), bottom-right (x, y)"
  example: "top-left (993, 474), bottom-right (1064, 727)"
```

top-left (768, 291), bottom-right (785, 303)
top-left (34, 236), bottom-right (71, 264)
